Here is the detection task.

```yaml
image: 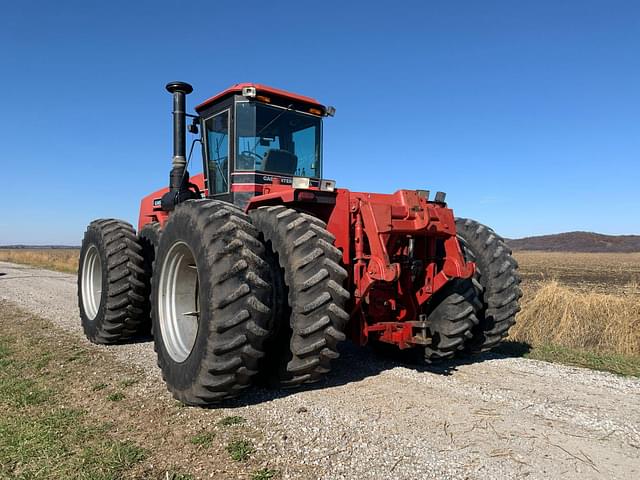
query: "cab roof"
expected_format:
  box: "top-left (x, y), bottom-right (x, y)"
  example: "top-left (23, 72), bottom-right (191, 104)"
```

top-left (194, 83), bottom-right (326, 114)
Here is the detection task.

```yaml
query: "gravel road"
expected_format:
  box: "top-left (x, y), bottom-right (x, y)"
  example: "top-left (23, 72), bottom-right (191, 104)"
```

top-left (1, 261), bottom-right (638, 480)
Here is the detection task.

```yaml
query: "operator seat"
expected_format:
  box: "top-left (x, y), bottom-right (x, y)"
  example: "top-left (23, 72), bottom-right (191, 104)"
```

top-left (262, 149), bottom-right (298, 175)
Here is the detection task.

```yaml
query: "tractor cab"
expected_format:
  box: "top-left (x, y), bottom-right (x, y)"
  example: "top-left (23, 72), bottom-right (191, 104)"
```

top-left (194, 84), bottom-right (334, 207)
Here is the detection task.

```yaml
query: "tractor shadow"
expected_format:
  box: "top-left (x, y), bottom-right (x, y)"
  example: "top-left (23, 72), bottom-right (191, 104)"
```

top-left (126, 332), bottom-right (154, 344)
top-left (229, 340), bottom-right (533, 407)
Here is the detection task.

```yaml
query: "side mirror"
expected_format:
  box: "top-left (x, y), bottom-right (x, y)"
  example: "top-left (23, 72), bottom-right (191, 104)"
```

top-left (188, 117), bottom-right (199, 134)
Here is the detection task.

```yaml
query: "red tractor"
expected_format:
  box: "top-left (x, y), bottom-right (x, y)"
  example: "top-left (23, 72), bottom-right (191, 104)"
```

top-left (78, 82), bottom-right (521, 405)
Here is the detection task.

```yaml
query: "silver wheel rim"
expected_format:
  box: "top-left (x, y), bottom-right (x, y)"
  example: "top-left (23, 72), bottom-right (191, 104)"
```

top-left (81, 245), bottom-right (102, 320)
top-left (158, 241), bottom-right (200, 362)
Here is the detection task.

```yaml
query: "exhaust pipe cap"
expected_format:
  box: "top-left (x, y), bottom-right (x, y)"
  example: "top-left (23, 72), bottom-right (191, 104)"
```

top-left (166, 81), bottom-right (193, 95)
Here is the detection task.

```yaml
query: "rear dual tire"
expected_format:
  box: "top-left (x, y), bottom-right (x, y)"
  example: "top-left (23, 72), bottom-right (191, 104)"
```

top-left (370, 218), bottom-right (518, 362)
top-left (424, 279), bottom-right (480, 360)
top-left (456, 218), bottom-right (522, 352)
top-left (369, 278), bottom-right (480, 362)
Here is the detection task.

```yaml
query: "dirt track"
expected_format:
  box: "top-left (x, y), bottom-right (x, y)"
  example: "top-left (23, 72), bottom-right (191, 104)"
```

top-left (1, 261), bottom-right (638, 480)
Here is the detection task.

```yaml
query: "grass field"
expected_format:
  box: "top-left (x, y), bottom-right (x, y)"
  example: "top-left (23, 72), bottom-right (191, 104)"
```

top-left (1, 248), bottom-right (639, 372)
top-left (0, 303), bottom-right (277, 479)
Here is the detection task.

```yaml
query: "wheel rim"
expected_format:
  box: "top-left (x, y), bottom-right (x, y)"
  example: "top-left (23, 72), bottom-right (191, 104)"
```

top-left (158, 241), bottom-right (200, 362)
top-left (81, 245), bottom-right (102, 320)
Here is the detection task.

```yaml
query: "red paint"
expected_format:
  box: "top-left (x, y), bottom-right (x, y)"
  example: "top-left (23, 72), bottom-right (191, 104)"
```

top-left (247, 185), bottom-right (475, 348)
top-left (140, 174), bottom-right (475, 349)
top-left (231, 183), bottom-right (265, 193)
top-left (195, 83), bottom-right (325, 113)
top-left (138, 173), bottom-right (206, 231)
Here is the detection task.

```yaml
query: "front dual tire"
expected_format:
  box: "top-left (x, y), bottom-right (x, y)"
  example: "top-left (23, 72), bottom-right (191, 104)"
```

top-left (151, 200), bottom-right (272, 405)
top-left (78, 219), bottom-right (146, 344)
top-left (249, 206), bottom-right (350, 387)
top-left (78, 201), bottom-right (347, 406)
top-left (152, 202), bottom-right (350, 403)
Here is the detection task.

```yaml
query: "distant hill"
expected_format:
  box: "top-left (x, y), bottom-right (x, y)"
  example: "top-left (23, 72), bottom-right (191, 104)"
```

top-left (507, 232), bottom-right (640, 253)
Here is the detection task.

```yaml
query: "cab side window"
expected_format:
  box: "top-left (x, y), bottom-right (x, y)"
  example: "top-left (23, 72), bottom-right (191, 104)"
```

top-left (205, 110), bottom-right (229, 195)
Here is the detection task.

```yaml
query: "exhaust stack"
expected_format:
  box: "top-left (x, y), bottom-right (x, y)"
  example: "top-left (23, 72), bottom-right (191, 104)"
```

top-left (162, 81), bottom-right (194, 211)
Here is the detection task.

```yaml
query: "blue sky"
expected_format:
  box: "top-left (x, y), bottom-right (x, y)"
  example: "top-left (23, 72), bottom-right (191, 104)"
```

top-left (1, 0), bottom-right (639, 244)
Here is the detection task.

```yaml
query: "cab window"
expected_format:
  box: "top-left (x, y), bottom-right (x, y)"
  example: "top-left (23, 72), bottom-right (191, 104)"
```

top-left (205, 110), bottom-right (229, 194)
top-left (235, 102), bottom-right (321, 178)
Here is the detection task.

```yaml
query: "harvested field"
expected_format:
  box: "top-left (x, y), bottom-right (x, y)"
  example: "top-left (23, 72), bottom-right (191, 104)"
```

top-left (514, 251), bottom-right (640, 294)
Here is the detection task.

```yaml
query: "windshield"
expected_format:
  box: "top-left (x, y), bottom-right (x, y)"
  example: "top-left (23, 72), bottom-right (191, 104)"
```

top-left (235, 102), bottom-right (322, 178)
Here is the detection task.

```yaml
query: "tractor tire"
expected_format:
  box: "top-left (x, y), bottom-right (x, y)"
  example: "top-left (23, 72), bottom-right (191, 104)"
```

top-left (151, 199), bottom-right (272, 405)
top-left (249, 206), bottom-right (350, 387)
top-left (455, 218), bottom-right (522, 352)
top-left (424, 279), bottom-right (480, 361)
top-left (77, 219), bottom-right (146, 344)
top-left (139, 222), bottom-right (161, 273)
top-left (138, 221), bottom-right (162, 335)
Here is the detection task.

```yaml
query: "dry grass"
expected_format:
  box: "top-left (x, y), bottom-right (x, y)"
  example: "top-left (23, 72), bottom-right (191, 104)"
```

top-left (511, 251), bottom-right (640, 360)
top-left (0, 249), bottom-right (79, 273)
top-left (510, 280), bottom-right (640, 356)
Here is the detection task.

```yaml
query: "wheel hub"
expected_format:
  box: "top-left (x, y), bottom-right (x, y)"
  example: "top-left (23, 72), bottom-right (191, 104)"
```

top-left (81, 245), bottom-right (102, 320)
top-left (158, 242), bottom-right (200, 362)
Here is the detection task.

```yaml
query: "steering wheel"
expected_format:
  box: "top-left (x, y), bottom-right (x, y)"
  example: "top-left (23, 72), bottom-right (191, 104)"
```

top-left (240, 150), bottom-right (263, 167)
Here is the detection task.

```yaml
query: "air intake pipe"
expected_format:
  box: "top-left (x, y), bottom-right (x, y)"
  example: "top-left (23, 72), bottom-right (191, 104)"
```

top-left (161, 81), bottom-right (195, 211)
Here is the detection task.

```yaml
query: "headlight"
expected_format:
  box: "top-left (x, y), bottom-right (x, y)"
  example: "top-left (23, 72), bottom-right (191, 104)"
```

top-left (292, 177), bottom-right (311, 189)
